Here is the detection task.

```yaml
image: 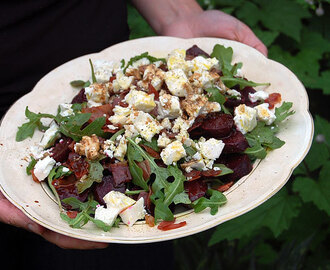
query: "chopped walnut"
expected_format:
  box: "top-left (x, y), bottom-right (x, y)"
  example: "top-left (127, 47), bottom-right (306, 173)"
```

top-left (74, 134), bottom-right (101, 160)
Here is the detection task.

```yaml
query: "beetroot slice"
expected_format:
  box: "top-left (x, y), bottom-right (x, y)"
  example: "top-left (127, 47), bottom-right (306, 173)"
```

top-left (186, 45), bottom-right (211, 59)
top-left (71, 88), bottom-right (87, 104)
top-left (110, 161), bottom-right (132, 187)
top-left (224, 86), bottom-right (259, 108)
top-left (53, 174), bottom-right (89, 209)
top-left (222, 130), bottom-right (249, 154)
top-left (184, 180), bottom-right (208, 202)
top-left (200, 113), bottom-right (234, 138)
top-left (217, 154), bottom-right (252, 182)
top-left (50, 137), bottom-right (73, 163)
top-left (93, 175), bottom-right (125, 205)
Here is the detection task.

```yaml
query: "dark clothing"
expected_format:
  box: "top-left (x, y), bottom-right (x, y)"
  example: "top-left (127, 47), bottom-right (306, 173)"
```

top-left (0, 1), bottom-right (173, 268)
top-left (0, 0), bottom-right (129, 116)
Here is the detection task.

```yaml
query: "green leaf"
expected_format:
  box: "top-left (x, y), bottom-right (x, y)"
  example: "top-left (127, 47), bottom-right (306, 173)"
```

top-left (244, 143), bottom-right (267, 160)
top-left (57, 113), bottom-right (106, 142)
top-left (153, 199), bottom-right (174, 222)
top-left (258, 0), bottom-right (311, 42)
top-left (274, 102), bottom-right (295, 124)
top-left (293, 163), bottom-right (330, 215)
top-left (163, 165), bottom-right (186, 206)
top-left (208, 187), bottom-right (301, 246)
top-left (173, 192), bottom-right (191, 205)
top-left (127, 142), bottom-right (149, 191)
top-left (70, 80), bottom-right (90, 88)
top-left (16, 107), bottom-right (55, 142)
top-left (211, 44), bottom-right (235, 76)
top-left (205, 87), bottom-right (230, 114)
top-left (127, 137), bottom-right (171, 193)
top-left (221, 76), bottom-right (270, 89)
top-left (123, 52), bottom-right (166, 73)
top-left (76, 160), bottom-right (103, 194)
top-left (212, 164), bottom-right (234, 176)
top-left (192, 189), bottom-right (227, 215)
top-left (26, 156), bottom-right (36, 175)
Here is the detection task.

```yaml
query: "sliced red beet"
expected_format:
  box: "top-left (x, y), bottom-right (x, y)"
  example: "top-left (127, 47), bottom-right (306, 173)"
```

top-left (71, 88), bottom-right (87, 104)
top-left (184, 180), bottom-right (208, 202)
top-left (184, 170), bottom-right (202, 181)
top-left (217, 154), bottom-right (252, 182)
top-left (110, 161), bottom-right (132, 187)
top-left (224, 86), bottom-right (259, 108)
top-left (52, 174), bottom-right (89, 208)
top-left (93, 175), bottom-right (125, 205)
top-left (186, 45), bottom-right (210, 59)
top-left (64, 152), bottom-right (89, 179)
top-left (50, 137), bottom-right (73, 163)
top-left (200, 112), bottom-right (234, 138)
top-left (222, 130), bottom-right (249, 153)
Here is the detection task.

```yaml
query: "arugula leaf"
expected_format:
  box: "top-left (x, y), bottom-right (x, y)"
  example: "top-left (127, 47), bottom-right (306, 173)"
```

top-left (16, 107), bottom-right (55, 142)
top-left (89, 59), bottom-right (97, 83)
top-left (127, 141), bottom-right (149, 191)
top-left (205, 87), bottom-right (230, 114)
top-left (192, 189), bottom-right (227, 215)
top-left (123, 52), bottom-right (166, 73)
top-left (213, 164), bottom-right (234, 176)
top-left (60, 195), bottom-right (112, 231)
top-left (211, 44), bottom-right (238, 77)
top-left (56, 113), bottom-right (106, 142)
top-left (163, 165), bottom-right (186, 206)
top-left (244, 143), bottom-right (267, 160)
top-left (221, 76), bottom-right (270, 89)
top-left (140, 137), bottom-right (159, 152)
top-left (274, 101), bottom-right (295, 124)
top-left (70, 80), bottom-right (91, 88)
top-left (76, 160), bottom-right (103, 194)
top-left (173, 192), bottom-right (191, 205)
top-left (26, 156), bottom-right (37, 175)
top-left (48, 167), bottom-right (64, 211)
top-left (127, 137), bottom-right (171, 193)
top-left (153, 199), bottom-right (174, 222)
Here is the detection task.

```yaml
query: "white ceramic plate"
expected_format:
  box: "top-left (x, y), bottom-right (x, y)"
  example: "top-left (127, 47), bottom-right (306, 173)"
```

top-left (0, 37), bottom-right (313, 244)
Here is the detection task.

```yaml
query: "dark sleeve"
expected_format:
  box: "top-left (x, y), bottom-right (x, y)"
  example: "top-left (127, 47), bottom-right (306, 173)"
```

top-left (0, 0), bottom-right (130, 117)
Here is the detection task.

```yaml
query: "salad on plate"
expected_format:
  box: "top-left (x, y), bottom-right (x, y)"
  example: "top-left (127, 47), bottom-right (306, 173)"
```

top-left (16, 44), bottom-right (294, 232)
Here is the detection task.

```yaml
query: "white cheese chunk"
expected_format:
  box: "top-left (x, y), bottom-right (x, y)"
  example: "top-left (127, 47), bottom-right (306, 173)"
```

top-left (39, 122), bottom-right (60, 148)
top-left (234, 104), bottom-right (257, 134)
top-left (157, 93), bottom-right (182, 119)
top-left (94, 205), bottom-right (120, 226)
top-left (103, 191), bottom-right (136, 212)
top-left (93, 60), bottom-right (114, 83)
top-left (112, 70), bottom-right (134, 92)
top-left (198, 138), bottom-right (225, 160)
top-left (124, 90), bottom-right (156, 112)
top-left (160, 140), bottom-right (186, 165)
top-left (129, 111), bottom-right (163, 142)
top-left (114, 135), bottom-right (127, 161)
top-left (167, 49), bottom-right (189, 71)
top-left (164, 69), bottom-right (189, 97)
top-left (254, 103), bottom-right (276, 125)
top-left (108, 105), bottom-right (132, 125)
top-left (33, 156), bottom-right (56, 181)
top-left (119, 198), bottom-right (146, 227)
top-left (84, 83), bottom-right (110, 107)
top-left (59, 103), bottom-right (74, 117)
top-left (188, 56), bottom-right (219, 74)
top-left (157, 132), bottom-right (172, 148)
top-left (249, 90), bottom-right (269, 103)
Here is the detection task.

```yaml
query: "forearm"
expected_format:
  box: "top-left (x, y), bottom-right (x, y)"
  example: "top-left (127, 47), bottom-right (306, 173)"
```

top-left (131, 0), bottom-right (203, 34)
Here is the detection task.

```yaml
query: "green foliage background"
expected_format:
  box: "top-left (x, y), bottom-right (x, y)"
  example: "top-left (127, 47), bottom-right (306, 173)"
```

top-left (127, 0), bottom-right (330, 268)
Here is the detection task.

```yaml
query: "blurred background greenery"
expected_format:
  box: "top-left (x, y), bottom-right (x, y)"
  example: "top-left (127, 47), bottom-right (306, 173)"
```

top-left (127, 0), bottom-right (330, 268)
